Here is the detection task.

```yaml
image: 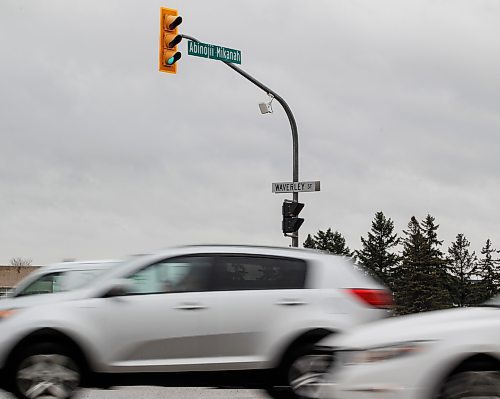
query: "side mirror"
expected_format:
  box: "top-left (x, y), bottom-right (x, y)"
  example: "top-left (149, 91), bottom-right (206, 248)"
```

top-left (102, 279), bottom-right (133, 298)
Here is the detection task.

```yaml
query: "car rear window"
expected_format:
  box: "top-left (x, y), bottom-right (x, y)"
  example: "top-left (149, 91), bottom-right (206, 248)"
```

top-left (213, 255), bottom-right (307, 291)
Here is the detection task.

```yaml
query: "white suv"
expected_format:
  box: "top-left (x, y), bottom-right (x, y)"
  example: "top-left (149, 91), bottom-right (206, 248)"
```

top-left (0, 245), bottom-right (391, 399)
top-left (3, 260), bottom-right (120, 299)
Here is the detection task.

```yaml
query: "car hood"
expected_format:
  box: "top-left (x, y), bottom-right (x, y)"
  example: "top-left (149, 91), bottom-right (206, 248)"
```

top-left (0, 290), bottom-right (86, 311)
top-left (323, 306), bottom-right (500, 349)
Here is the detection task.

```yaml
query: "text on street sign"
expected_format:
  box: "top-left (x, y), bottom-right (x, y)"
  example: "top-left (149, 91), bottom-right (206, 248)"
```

top-left (188, 40), bottom-right (241, 64)
top-left (272, 181), bottom-right (321, 193)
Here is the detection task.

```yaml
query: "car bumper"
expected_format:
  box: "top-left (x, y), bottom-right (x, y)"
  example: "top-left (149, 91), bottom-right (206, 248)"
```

top-left (320, 350), bottom-right (441, 399)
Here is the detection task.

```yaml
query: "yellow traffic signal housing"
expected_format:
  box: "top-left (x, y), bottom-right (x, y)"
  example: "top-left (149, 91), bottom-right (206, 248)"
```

top-left (159, 7), bottom-right (182, 74)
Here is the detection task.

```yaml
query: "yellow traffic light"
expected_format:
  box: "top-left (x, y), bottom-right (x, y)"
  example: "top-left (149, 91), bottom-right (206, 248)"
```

top-left (159, 7), bottom-right (182, 74)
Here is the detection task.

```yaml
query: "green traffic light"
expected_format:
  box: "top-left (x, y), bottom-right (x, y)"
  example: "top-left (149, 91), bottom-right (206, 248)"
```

top-left (163, 52), bottom-right (181, 68)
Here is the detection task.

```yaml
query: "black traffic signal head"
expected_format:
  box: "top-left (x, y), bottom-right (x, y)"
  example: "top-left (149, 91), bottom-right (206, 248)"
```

top-left (282, 200), bottom-right (304, 217)
top-left (282, 200), bottom-right (304, 235)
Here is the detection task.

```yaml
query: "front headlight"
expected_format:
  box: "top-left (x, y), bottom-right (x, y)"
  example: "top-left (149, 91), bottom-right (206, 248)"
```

top-left (0, 309), bottom-right (17, 320)
top-left (340, 340), bottom-right (435, 365)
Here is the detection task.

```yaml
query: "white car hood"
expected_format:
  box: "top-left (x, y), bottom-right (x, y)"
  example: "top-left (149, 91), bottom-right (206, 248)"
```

top-left (0, 290), bottom-right (85, 311)
top-left (324, 306), bottom-right (500, 349)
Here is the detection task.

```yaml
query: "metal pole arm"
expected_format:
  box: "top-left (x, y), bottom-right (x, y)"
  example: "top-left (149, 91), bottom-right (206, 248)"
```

top-left (181, 34), bottom-right (300, 247)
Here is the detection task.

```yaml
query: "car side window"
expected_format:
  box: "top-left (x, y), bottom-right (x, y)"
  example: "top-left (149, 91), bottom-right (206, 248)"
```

top-left (17, 272), bottom-right (65, 296)
top-left (127, 256), bottom-right (213, 295)
top-left (213, 255), bottom-right (307, 291)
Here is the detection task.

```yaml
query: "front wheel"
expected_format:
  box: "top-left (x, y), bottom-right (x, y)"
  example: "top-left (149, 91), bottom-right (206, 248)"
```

top-left (266, 345), bottom-right (333, 399)
top-left (439, 370), bottom-right (500, 399)
top-left (8, 343), bottom-right (82, 399)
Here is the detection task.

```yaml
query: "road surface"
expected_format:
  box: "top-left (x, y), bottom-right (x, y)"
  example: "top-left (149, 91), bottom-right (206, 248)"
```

top-left (0, 387), bottom-right (267, 399)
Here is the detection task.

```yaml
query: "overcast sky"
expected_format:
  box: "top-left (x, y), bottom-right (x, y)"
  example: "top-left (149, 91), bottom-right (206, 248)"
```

top-left (1, 0), bottom-right (500, 265)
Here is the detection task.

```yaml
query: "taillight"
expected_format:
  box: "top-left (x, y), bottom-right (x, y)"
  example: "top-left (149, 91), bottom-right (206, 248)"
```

top-left (346, 288), bottom-right (394, 309)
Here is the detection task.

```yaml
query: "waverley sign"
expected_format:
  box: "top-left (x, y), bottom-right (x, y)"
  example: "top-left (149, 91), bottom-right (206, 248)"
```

top-left (188, 40), bottom-right (241, 64)
top-left (272, 181), bottom-right (321, 194)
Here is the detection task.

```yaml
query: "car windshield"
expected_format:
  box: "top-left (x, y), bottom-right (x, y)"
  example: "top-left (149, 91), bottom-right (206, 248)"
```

top-left (14, 262), bottom-right (120, 297)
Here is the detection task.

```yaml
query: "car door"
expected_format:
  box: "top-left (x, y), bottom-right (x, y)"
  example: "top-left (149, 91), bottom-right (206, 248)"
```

top-left (195, 254), bottom-right (308, 370)
top-left (91, 255), bottom-right (215, 372)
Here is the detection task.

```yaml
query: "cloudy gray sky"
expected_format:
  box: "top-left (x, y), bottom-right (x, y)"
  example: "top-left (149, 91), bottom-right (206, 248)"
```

top-left (1, 0), bottom-right (500, 264)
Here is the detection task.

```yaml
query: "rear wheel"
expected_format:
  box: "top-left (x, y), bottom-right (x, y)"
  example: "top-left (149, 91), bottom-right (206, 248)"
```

top-left (266, 345), bottom-right (333, 399)
top-left (439, 370), bottom-right (500, 399)
top-left (8, 343), bottom-right (82, 399)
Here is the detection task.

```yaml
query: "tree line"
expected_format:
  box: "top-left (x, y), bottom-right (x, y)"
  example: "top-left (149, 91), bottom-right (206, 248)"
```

top-left (304, 212), bottom-right (500, 315)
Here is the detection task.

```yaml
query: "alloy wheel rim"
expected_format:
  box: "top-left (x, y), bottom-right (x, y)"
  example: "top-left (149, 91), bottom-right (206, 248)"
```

top-left (16, 354), bottom-right (80, 399)
top-left (288, 354), bottom-right (330, 399)
top-left (442, 371), bottom-right (500, 399)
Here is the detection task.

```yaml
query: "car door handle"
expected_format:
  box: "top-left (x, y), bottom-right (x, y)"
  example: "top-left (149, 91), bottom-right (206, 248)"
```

top-left (276, 299), bottom-right (307, 306)
top-left (174, 302), bottom-right (207, 311)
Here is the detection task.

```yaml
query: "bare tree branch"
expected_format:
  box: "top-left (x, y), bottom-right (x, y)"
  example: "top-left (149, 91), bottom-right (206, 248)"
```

top-left (9, 257), bottom-right (33, 267)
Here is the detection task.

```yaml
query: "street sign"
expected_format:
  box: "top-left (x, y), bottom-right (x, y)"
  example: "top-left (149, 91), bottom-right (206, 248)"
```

top-left (272, 181), bottom-right (321, 193)
top-left (188, 40), bottom-right (241, 64)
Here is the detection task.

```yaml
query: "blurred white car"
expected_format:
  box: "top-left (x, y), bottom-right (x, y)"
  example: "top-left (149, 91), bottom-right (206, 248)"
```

top-left (321, 301), bottom-right (500, 399)
top-left (0, 245), bottom-right (391, 399)
top-left (0, 260), bottom-right (120, 310)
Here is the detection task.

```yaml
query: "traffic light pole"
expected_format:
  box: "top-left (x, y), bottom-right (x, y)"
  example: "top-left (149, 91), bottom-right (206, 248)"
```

top-left (181, 34), bottom-right (300, 247)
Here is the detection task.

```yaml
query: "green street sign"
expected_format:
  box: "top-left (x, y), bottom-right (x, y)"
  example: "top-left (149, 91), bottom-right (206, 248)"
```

top-left (187, 40), bottom-right (241, 64)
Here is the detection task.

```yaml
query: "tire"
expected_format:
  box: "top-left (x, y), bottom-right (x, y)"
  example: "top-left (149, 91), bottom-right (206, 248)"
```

top-left (7, 342), bottom-right (82, 399)
top-left (266, 344), bottom-right (333, 399)
top-left (439, 370), bottom-right (500, 399)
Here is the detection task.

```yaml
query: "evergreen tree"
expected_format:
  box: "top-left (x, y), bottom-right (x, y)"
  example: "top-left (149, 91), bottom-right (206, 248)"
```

top-left (302, 228), bottom-right (353, 256)
top-left (303, 234), bottom-right (316, 249)
top-left (394, 216), bottom-right (452, 314)
top-left (470, 239), bottom-right (498, 304)
top-left (356, 211), bottom-right (399, 287)
top-left (394, 216), bottom-right (426, 314)
top-left (447, 233), bottom-right (477, 307)
top-left (421, 215), bottom-right (444, 258)
top-left (421, 214), bottom-right (454, 307)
